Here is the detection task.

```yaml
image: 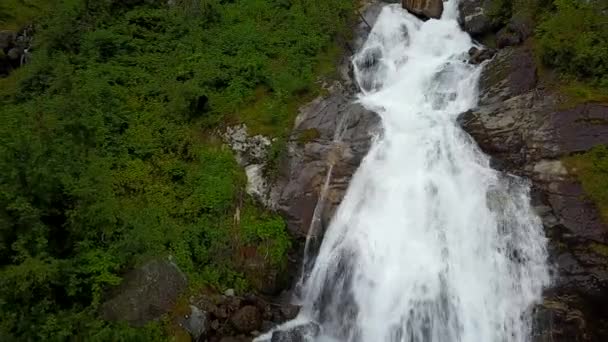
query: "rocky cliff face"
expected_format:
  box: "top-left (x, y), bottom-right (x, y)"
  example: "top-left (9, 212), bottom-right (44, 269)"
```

top-left (458, 1), bottom-right (608, 340)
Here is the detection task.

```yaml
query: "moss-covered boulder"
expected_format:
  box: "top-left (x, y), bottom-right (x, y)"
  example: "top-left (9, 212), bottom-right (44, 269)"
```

top-left (101, 258), bottom-right (188, 326)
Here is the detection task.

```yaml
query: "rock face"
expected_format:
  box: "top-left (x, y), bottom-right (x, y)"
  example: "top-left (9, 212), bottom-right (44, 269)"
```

top-left (178, 305), bottom-right (208, 340)
top-left (458, 0), bottom-right (498, 37)
top-left (101, 258), bottom-right (188, 326)
top-left (459, 44), bottom-right (608, 341)
top-left (402, 0), bottom-right (444, 19)
top-left (459, 0), bottom-right (536, 43)
top-left (468, 46), bottom-right (496, 65)
top-left (0, 26), bottom-right (33, 77)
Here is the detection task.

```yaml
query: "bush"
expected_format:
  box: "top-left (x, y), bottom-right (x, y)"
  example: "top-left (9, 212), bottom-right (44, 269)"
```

top-left (537, 0), bottom-right (608, 84)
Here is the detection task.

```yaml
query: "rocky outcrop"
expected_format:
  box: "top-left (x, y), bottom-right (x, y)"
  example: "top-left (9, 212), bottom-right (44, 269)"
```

top-left (458, 0), bottom-right (499, 37)
top-left (222, 125), bottom-right (273, 206)
top-left (402, 0), bottom-right (444, 20)
top-left (175, 291), bottom-right (299, 341)
top-left (468, 46), bottom-right (496, 65)
top-left (459, 0), bottom-right (536, 43)
top-left (459, 43), bottom-right (608, 341)
top-left (101, 258), bottom-right (188, 326)
top-left (0, 26), bottom-right (33, 77)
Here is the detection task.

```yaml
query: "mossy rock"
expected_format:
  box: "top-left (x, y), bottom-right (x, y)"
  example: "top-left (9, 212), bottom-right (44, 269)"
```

top-left (297, 128), bottom-right (321, 145)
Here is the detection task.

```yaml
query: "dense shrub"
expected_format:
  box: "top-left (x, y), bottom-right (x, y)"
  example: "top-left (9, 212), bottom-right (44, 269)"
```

top-left (537, 0), bottom-right (608, 84)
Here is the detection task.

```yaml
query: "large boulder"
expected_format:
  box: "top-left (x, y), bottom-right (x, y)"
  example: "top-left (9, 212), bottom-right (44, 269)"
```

top-left (402, 0), bottom-right (444, 20)
top-left (468, 46), bottom-right (497, 65)
top-left (458, 0), bottom-right (499, 37)
top-left (101, 258), bottom-right (188, 326)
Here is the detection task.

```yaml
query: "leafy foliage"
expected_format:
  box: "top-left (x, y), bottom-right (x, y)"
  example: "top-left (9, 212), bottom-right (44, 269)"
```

top-left (537, 0), bottom-right (608, 85)
top-left (0, 0), bottom-right (355, 339)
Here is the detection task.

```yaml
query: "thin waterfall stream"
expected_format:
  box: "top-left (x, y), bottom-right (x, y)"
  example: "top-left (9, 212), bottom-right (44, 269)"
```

top-left (261, 2), bottom-right (550, 341)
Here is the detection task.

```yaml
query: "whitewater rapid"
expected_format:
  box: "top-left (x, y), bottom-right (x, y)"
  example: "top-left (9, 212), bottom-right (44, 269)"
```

top-left (261, 2), bottom-right (550, 341)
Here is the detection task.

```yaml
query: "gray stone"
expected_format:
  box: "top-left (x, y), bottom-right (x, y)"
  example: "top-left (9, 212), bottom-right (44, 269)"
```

top-left (458, 0), bottom-right (498, 37)
top-left (101, 258), bottom-right (187, 326)
top-left (222, 124), bottom-right (273, 204)
top-left (180, 305), bottom-right (208, 340)
top-left (468, 46), bottom-right (496, 65)
top-left (402, 0), bottom-right (444, 20)
top-left (271, 322), bottom-right (321, 342)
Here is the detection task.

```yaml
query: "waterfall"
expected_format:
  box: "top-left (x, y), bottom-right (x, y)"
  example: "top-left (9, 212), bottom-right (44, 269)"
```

top-left (261, 2), bottom-right (550, 341)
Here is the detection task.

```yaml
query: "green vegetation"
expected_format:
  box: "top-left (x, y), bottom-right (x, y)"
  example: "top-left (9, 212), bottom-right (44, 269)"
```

top-left (537, 0), bottom-right (608, 86)
top-left (0, 0), bottom-right (51, 30)
top-left (0, 0), bottom-right (355, 339)
top-left (504, 0), bottom-right (608, 105)
top-left (487, 0), bottom-right (553, 27)
top-left (564, 145), bottom-right (608, 223)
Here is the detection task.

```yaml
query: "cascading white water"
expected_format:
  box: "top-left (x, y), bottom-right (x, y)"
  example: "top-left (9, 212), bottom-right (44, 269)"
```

top-left (261, 2), bottom-right (550, 341)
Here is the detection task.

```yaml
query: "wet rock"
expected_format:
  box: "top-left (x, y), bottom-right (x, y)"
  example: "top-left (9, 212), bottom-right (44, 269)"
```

top-left (101, 258), bottom-right (188, 326)
top-left (476, 47), bottom-right (538, 105)
top-left (272, 81), bottom-right (379, 241)
top-left (468, 46), bottom-right (496, 65)
top-left (458, 0), bottom-right (499, 37)
top-left (402, 0), bottom-right (444, 20)
top-left (224, 289), bottom-right (236, 297)
top-left (280, 304), bottom-right (300, 320)
top-left (179, 305), bottom-right (208, 340)
top-left (230, 305), bottom-right (263, 333)
top-left (271, 322), bottom-right (321, 342)
top-left (533, 296), bottom-right (590, 342)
